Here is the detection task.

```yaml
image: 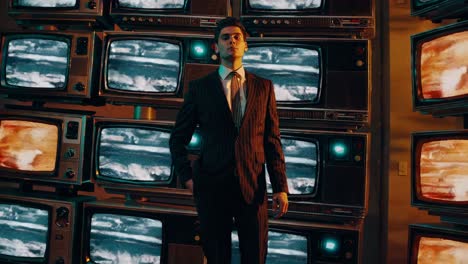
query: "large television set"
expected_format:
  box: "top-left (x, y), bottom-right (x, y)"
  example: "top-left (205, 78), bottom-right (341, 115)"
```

top-left (0, 188), bottom-right (95, 264)
top-left (8, 0), bottom-right (111, 28)
top-left (232, 219), bottom-right (361, 264)
top-left (408, 223), bottom-right (468, 264)
top-left (410, 0), bottom-right (468, 21)
top-left (0, 106), bottom-right (94, 187)
top-left (82, 198), bottom-right (204, 264)
top-left (245, 37), bottom-right (369, 130)
top-left (240, 0), bottom-right (374, 38)
top-left (411, 130), bottom-right (468, 220)
top-left (411, 20), bottom-right (468, 117)
top-left (109, 0), bottom-right (230, 30)
top-left (0, 30), bottom-right (103, 105)
top-left (99, 31), bottom-right (218, 107)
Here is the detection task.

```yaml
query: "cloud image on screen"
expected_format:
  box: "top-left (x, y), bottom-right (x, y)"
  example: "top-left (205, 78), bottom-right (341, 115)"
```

top-left (266, 138), bottom-right (317, 195)
top-left (0, 120), bottom-right (58, 172)
top-left (0, 204), bottom-right (48, 259)
top-left (417, 237), bottom-right (468, 264)
top-left (5, 38), bottom-right (69, 89)
top-left (232, 230), bottom-right (308, 264)
top-left (243, 46), bottom-right (320, 102)
top-left (90, 213), bottom-right (162, 264)
top-left (16, 0), bottom-right (77, 7)
top-left (107, 40), bottom-right (180, 93)
top-left (249, 0), bottom-right (322, 10)
top-left (98, 127), bottom-right (172, 183)
top-left (117, 0), bottom-right (185, 9)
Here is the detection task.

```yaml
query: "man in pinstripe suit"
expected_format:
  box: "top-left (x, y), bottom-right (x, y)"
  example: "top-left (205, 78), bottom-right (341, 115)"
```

top-left (169, 17), bottom-right (288, 264)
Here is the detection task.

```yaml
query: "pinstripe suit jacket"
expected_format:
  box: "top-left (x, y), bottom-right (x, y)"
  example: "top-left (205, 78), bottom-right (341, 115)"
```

top-left (169, 70), bottom-right (288, 204)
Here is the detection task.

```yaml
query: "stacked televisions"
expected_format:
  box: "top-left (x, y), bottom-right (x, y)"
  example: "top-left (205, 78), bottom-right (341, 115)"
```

top-left (409, 1), bottom-right (468, 263)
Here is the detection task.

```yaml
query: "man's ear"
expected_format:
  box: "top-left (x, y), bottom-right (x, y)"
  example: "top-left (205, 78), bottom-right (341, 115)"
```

top-left (214, 43), bottom-right (219, 53)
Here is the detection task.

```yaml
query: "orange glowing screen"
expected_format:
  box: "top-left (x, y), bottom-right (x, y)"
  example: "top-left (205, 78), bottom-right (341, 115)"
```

top-left (420, 31), bottom-right (468, 99)
top-left (0, 120), bottom-right (58, 171)
top-left (417, 237), bottom-right (468, 264)
top-left (419, 140), bottom-right (468, 202)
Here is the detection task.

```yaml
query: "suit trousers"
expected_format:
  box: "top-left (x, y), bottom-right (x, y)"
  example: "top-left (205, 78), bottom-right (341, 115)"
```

top-left (194, 172), bottom-right (269, 264)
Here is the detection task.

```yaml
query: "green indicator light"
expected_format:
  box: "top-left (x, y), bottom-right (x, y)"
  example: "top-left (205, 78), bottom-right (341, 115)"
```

top-left (189, 134), bottom-right (200, 147)
top-left (321, 236), bottom-right (341, 256)
top-left (325, 240), bottom-right (337, 251)
top-left (333, 144), bottom-right (346, 155)
top-left (191, 40), bottom-right (207, 59)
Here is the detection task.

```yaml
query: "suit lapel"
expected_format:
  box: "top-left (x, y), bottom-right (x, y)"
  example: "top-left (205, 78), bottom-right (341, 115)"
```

top-left (208, 71), bottom-right (234, 123)
top-left (241, 72), bottom-right (257, 128)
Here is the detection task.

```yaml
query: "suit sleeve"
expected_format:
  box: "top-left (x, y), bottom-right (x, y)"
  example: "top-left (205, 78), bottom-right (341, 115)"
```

top-left (264, 80), bottom-right (289, 194)
top-left (169, 82), bottom-right (198, 184)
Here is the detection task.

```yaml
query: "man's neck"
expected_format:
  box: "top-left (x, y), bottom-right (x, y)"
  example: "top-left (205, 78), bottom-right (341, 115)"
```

top-left (221, 59), bottom-right (243, 70)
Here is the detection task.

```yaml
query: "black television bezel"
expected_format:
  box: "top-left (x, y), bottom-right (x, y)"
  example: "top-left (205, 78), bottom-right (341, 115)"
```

top-left (410, 0), bottom-right (468, 20)
top-left (412, 20), bottom-right (468, 116)
top-left (242, 0), bottom-right (325, 15)
top-left (12, 0), bottom-right (79, 9)
top-left (112, 0), bottom-right (189, 13)
top-left (100, 32), bottom-right (185, 107)
top-left (93, 118), bottom-right (176, 187)
top-left (0, 115), bottom-right (62, 178)
top-left (411, 130), bottom-right (468, 217)
top-left (0, 197), bottom-right (52, 264)
top-left (1, 33), bottom-right (72, 92)
top-left (244, 42), bottom-right (323, 107)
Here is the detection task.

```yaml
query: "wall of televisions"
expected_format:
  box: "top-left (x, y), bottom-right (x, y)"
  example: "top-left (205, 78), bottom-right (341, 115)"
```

top-left (0, 0), bottom-right (377, 264)
top-left (408, 1), bottom-right (468, 263)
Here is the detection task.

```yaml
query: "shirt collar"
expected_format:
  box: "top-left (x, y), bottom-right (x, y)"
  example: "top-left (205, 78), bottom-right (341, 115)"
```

top-left (218, 64), bottom-right (246, 81)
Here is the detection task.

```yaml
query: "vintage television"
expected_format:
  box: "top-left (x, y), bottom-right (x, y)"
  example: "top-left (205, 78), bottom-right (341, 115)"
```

top-left (411, 130), bottom-right (468, 221)
top-left (99, 31), bottom-right (219, 107)
top-left (0, 188), bottom-right (95, 264)
top-left (408, 223), bottom-right (468, 264)
top-left (266, 128), bottom-right (368, 223)
top-left (109, 0), bottom-right (230, 30)
top-left (244, 37), bottom-right (369, 130)
top-left (0, 30), bottom-right (103, 105)
top-left (410, 0), bottom-right (468, 21)
top-left (240, 0), bottom-right (374, 38)
top-left (0, 106), bottom-right (94, 187)
top-left (8, 0), bottom-right (111, 28)
top-left (411, 20), bottom-right (468, 117)
top-left (82, 198), bottom-right (204, 264)
top-left (232, 219), bottom-right (362, 264)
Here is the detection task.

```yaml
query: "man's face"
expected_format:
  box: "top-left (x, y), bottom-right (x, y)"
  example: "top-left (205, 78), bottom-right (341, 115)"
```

top-left (215, 26), bottom-right (247, 62)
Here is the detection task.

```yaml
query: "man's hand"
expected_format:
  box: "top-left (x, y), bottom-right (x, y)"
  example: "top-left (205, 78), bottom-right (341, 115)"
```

top-left (185, 179), bottom-right (194, 193)
top-left (272, 192), bottom-right (288, 219)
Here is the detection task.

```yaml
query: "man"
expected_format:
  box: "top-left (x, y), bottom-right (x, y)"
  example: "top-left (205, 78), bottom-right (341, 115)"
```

top-left (169, 17), bottom-right (288, 264)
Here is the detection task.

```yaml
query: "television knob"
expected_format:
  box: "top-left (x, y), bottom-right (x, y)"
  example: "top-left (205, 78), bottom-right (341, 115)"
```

top-left (253, 19), bottom-right (259, 25)
top-left (284, 20), bottom-right (290, 25)
top-left (55, 257), bottom-right (65, 264)
top-left (73, 82), bottom-right (85, 92)
top-left (87, 1), bottom-right (97, 9)
top-left (65, 169), bottom-right (75, 179)
top-left (356, 60), bottom-right (365, 67)
top-left (65, 148), bottom-right (75, 158)
top-left (56, 207), bottom-right (69, 228)
top-left (262, 19), bottom-right (268, 25)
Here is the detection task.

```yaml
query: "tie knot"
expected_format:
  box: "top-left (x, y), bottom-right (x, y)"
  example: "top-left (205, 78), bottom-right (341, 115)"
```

top-left (229, 71), bottom-right (241, 80)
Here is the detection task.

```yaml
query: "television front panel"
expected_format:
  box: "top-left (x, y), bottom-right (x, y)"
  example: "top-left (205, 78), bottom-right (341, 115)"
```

top-left (0, 106), bottom-right (93, 186)
top-left (411, 0), bottom-right (468, 21)
top-left (0, 188), bottom-right (95, 264)
top-left (412, 20), bottom-right (468, 116)
top-left (0, 31), bottom-right (102, 105)
top-left (109, 0), bottom-right (231, 30)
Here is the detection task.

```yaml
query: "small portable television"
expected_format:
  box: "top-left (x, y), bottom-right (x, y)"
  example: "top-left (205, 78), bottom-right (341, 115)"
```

top-left (8, 0), bottom-right (111, 28)
top-left (0, 106), bottom-right (94, 186)
top-left (0, 30), bottom-right (102, 105)
top-left (0, 188), bottom-right (95, 264)
top-left (82, 199), bottom-right (203, 264)
top-left (240, 0), bottom-right (374, 37)
top-left (408, 223), bottom-right (468, 264)
top-left (244, 37), bottom-right (369, 129)
top-left (411, 130), bottom-right (468, 220)
top-left (109, 0), bottom-right (231, 30)
top-left (99, 31), bottom-right (219, 107)
top-left (232, 219), bottom-right (361, 264)
top-left (412, 20), bottom-right (468, 117)
top-left (410, 0), bottom-right (468, 21)
top-left (267, 128), bottom-right (368, 223)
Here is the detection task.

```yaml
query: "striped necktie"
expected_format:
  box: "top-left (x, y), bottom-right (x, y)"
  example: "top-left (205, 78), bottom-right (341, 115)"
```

top-left (229, 71), bottom-right (242, 130)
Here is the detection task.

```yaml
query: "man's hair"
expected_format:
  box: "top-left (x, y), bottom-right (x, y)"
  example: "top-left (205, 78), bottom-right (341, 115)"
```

top-left (214, 17), bottom-right (248, 42)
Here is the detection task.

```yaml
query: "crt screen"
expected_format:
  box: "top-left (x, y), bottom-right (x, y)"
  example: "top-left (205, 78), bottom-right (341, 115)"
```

top-left (417, 236), bottom-right (468, 264)
top-left (232, 230), bottom-right (308, 263)
top-left (248, 0), bottom-right (322, 10)
top-left (0, 204), bottom-right (49, 259)
top-left (5, 37), bottom-right (69, 89)
top-left (117, 0), bottom-right (186, 9)
top-left (14, 0), bottom-right (77, 7)
top-left (419, 140), bottom-right (468, 202)
top-left (0, 120), bottom-right (58, 172)
top-left (106, 39), bottom-right (180, 93)
top-left (415, 0), bottom-right (440, 7)
top-left (266, 138), bottom-right (317, 195)
top-left (419, 31), bottom-right (468, 99)
top-left (98, 127), bottom-right (172, 183)
top-left (243, 46), bottom-right (320, 103)
top-left (90, 213), bottom-right (162, 264)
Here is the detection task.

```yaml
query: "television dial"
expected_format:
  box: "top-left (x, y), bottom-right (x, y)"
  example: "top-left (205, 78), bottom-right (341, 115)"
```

top-left (284, 20), bottom-right (290, 25)
top-left (65, 148), bottom-right (75, 158)
top-left (65, 169), bottom-right (76, 179)
top-left (253, 19), bottom-right (259, 25)
top-left (73, 82), bottom-right (85, 92)
top-left (55, 257), bottom-right (65, 264)
top-left (87, 1), bottom-right (97, 9)
top-left (56, 207), bottom-right (69, 228)
top-left (262, 19), bottom-right (268, 25)
top-left (355, 60), bottom-right (365, 67)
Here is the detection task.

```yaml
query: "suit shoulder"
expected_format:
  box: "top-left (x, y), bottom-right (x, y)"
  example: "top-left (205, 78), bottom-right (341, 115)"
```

top-left (189, 70), bottom-right (219, 86)
top-left (247, 72), bottom-right (272, 84)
